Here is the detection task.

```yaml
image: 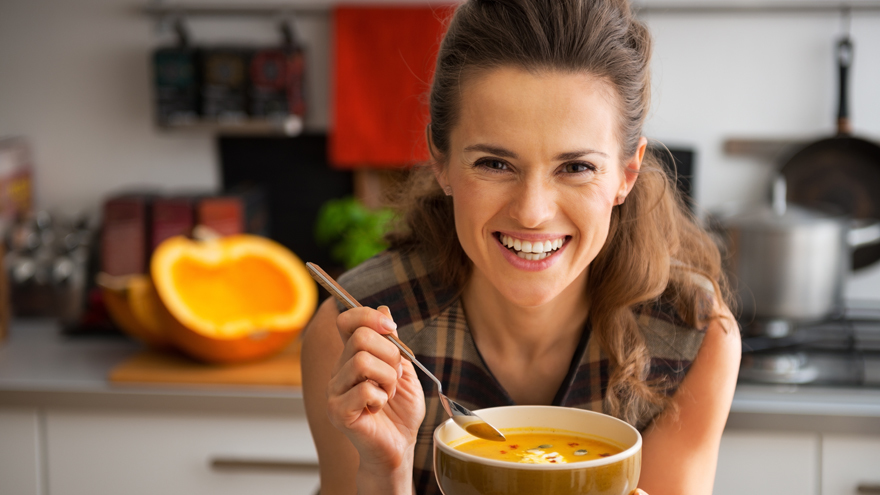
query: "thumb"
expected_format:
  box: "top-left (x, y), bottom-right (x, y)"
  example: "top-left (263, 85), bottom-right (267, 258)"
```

top-left (631, 490), bottom-right (649, 495)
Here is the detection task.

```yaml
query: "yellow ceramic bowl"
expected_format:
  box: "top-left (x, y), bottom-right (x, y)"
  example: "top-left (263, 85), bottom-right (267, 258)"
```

top-left (433, 406), bottom-right (641, 495)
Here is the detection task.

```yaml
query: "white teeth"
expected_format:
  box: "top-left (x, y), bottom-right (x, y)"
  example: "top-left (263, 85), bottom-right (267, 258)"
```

top-left (500, 234), bottom-right (566, 260)
top-left (516, 251), bottom-right (550, 261)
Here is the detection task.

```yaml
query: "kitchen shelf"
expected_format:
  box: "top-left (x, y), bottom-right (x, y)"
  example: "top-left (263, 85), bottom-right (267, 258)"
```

top-left (724, 135), bottom-right (880, 161)
top-left (636, 1), bottom-right (880, 14)
top-left (723, 137), bottom-right (808, 160)
top-left (157, 118), bottom-right (302, 136)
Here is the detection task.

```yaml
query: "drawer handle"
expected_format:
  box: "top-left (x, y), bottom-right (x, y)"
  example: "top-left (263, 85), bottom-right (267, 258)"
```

top-left (210, 457), bottom-right (319, 472)
top-left (858, 485), bottom-right (880, 494)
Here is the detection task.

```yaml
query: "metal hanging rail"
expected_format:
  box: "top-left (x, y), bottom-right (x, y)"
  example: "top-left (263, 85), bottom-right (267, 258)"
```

top-left (139, 2), bottom-right (880, 18)
top-left (140, 4), bottom-right (327, 18)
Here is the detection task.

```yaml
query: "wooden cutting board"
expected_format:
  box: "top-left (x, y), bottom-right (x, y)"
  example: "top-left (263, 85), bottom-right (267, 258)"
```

top-left (109, 339), bottom-right (302, 387)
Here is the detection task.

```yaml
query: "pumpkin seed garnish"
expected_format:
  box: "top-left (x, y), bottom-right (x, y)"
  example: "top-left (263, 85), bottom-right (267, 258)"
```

top-left (574, 449), bottom-right (588, 456)
top-left (537, 444), bottom-right (552, 449)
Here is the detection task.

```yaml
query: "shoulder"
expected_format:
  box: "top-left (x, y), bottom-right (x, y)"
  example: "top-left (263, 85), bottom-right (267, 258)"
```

top-left (632, 265), bottom-right (736, 409)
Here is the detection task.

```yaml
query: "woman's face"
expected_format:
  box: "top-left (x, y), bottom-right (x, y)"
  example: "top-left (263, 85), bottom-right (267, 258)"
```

top-left (436, 67), bottom-right (646, 307)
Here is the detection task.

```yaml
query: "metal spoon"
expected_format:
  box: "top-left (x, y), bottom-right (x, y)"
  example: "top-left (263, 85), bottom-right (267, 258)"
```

top-left (306, 262), bottom-right (506, 442)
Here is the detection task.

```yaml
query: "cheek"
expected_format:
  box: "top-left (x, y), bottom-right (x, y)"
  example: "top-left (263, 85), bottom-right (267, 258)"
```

top-left (566, 190), bottom-right (616, 245)
top-left (452, 186), bottom-right (494, 239)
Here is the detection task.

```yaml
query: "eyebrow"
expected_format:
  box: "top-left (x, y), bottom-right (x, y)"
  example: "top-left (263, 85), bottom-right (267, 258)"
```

top-left (462, 143), bottom-right (608, 160)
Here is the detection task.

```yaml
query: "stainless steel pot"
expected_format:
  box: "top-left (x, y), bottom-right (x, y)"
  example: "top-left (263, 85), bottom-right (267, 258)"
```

top-left (715, 178), bottom-right (880, 325)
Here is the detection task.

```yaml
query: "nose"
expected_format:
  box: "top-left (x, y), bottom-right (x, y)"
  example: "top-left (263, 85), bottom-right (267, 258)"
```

top-left (507, 175), bottom-right (557, 229)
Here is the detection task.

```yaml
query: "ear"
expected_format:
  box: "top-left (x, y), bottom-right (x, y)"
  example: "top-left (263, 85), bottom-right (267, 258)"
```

top-left (432, 162), bottom-right (449, 191)
top-left (618, 136), bottom-right (647, 202)
top-left (426, 124), bottom-right (449, 190)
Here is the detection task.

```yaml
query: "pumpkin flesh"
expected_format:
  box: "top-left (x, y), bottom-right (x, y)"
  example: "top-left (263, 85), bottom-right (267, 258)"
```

top-left (171, 256), bottom-right (296, 337)
top-left (151, 235), bottom-right (317, 363)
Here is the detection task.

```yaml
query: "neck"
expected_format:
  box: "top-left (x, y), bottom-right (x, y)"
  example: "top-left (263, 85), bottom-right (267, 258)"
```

top-left (461, 268), bottom-right (590, 362)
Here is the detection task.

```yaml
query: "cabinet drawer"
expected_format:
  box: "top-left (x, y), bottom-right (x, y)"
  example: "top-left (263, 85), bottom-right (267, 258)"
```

top-left (0, 407), bottom-right (41, 495)
top-left (714, 430), bottom-right (818, 495)
top-left (46, 407), bottom-right (319, 495)
top-left (823, 435), bottom-right (880, 495)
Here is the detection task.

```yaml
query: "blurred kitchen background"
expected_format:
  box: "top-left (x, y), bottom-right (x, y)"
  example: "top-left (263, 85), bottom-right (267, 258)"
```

top-left (2, 0), bottom-right (880, 494)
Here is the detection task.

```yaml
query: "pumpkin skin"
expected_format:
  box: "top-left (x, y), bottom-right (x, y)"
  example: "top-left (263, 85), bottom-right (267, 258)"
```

top-left (150, 234), bottom-right (318, 364)
top-left (98, 273), bottom-right (171, 349)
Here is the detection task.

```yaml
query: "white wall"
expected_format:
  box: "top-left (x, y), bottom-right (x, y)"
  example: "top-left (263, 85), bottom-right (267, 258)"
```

top-left (1, 0), bottom-right (880, 298)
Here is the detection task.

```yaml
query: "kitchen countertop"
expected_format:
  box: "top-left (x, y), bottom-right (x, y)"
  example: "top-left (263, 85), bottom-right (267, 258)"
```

top-left (0, 318), bottom-right (304, 413)
top-left (2, 319), bottom-right (880, 432)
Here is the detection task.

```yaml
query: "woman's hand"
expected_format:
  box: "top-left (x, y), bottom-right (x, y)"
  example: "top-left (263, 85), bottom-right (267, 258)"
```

top-left (327, 305), bottom-right (426, 477)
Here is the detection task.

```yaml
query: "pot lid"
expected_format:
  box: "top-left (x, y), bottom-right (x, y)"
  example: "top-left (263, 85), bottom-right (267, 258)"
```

top-left (722, 176), bottom-right (843, 230)
top-left (726, 203), bottom-right (840, 228)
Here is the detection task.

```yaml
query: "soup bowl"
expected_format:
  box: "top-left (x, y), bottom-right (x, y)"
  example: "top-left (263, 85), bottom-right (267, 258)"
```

top-left (433, 406), bottom-right (641, 495)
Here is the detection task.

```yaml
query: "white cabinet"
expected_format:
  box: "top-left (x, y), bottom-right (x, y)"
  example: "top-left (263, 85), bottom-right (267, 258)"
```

top-left (714, 430), bottom-right (819, 495)
top-left (0, 406), bottom-right (42, 495)
top-left (822, 435), bottom-right (880, 495)
top-left (45, 406), bottom-right (320, 495)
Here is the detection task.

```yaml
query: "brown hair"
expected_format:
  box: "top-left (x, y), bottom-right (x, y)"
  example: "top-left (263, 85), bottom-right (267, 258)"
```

top-left (386, 0), bottom-right (730, 425)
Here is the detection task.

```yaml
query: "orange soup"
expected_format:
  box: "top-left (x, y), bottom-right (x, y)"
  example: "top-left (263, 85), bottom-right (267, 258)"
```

top-left (452, 430), bottom-right (623, 464)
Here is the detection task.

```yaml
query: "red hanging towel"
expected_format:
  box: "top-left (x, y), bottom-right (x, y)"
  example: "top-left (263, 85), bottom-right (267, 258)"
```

top-left (330, 5), bottom-right (454, 169)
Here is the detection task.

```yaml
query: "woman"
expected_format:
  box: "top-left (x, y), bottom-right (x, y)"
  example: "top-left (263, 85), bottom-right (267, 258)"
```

top-left (302, 0), bottom-right (741, 494)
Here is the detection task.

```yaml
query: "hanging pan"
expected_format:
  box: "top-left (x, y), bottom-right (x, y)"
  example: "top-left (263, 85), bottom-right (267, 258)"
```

top-left (780, 36), bottom-right (880, 270)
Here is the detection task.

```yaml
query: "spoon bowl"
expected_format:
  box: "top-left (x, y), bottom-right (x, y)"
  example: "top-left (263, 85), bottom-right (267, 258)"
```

top-left (306, 262), bottom-right (506, 442)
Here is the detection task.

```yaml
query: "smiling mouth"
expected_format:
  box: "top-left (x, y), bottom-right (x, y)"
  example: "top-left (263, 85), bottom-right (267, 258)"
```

top-left (495, 233), bottom-right (570, 261)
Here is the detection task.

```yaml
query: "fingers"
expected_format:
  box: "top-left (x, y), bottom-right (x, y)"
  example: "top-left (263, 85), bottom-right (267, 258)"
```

top-left (631, 489), bottom-right (649, 495)
top-left (336, 306), bottom-right (398, 342)
top-left (335, 321), bottom-right (402, 370)
top-left (328, 304), bottom-right (404, 421)
top-left (329, 347), bottom-right (401, 402)
top-left (333, 304), bottom-right (402, 374)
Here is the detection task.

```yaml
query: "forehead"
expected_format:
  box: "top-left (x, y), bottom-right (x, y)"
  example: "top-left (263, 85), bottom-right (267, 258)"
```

top-left (453, 67), bottom-right (622, 152)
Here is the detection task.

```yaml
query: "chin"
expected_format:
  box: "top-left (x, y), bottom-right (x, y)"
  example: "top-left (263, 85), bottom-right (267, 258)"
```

top-left (496, 283), bottom-right (564, 308)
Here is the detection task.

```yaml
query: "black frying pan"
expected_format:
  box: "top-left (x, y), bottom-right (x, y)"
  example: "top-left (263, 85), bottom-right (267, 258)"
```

top-left (780, 36), bottom-right (880, 270)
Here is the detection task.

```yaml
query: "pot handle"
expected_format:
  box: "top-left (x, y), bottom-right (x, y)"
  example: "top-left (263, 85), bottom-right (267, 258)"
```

top-left (848, 219), bottom-right (880, 248)
top-left (837, 36), bottom-right (853, 135)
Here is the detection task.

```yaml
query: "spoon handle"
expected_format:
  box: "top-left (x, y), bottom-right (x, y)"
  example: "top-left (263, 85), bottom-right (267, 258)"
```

top-left (306, 262), bottom-right (415, 362)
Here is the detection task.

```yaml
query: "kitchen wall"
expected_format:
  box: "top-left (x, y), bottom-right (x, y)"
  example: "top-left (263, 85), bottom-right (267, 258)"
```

top-left (641, 6), bottom-right (880, 299)
top-left (1, 0), bottom-right (880, 298)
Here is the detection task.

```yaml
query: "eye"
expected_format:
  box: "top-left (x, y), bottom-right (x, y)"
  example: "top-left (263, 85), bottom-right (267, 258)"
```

top-left (475, 158), bottom-right (510, 173)
top-left (561, 162), bottom-right (596, 174)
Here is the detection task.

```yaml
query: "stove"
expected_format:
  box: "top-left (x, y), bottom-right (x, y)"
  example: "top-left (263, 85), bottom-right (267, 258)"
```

top-left (738, 301), bottom-right (880, 387)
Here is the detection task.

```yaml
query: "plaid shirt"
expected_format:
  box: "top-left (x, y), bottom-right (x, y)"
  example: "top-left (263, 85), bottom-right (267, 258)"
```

top-left (335, 249), bottom-right (706, 495)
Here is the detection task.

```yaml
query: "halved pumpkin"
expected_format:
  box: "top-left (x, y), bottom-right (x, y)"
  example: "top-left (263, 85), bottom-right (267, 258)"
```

top-left (97, 273), bottom-right (170, 349)
top-left (151, 234), bottom-right (318, 364)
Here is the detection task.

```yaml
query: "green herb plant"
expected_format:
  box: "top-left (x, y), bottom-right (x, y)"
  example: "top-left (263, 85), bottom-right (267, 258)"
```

top-left (314, 196), bottom-right (395, 269)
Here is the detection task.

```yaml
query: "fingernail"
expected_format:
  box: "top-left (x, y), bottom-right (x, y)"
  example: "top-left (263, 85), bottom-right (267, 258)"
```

top-left (381, 317), bottom-right (397, 332)
top-left (398, 363), bottom-right (404, 378)
top-left (389, 387), bottom-right (396, 400)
